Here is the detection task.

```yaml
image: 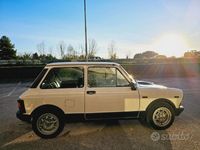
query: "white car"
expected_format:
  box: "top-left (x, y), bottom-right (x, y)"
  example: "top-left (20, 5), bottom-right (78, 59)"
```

top-left (16, 62), bottom-right (184, 138)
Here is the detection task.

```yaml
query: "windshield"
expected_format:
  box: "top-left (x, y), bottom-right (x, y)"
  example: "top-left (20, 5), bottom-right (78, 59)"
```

top-left (30, 68), bottom-right (48, 88)
top-left (119, 65), bottom-right (135, 83)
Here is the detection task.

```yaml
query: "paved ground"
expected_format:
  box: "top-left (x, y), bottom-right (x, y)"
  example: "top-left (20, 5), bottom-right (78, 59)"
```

top-left (0, 77), bottom-right (199, 150)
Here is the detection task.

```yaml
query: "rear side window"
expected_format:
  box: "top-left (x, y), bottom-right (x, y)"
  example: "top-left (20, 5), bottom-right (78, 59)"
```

top-left (31, 69), bottom-right (48, 88)
top-left (40, 67), bottom-right (84, 89)
top-left (88, 67), bottom-right (129, 88)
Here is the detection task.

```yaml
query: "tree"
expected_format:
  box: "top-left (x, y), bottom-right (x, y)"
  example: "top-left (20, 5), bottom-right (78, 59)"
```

top-left (155, 55), bottom-right (167, 59)
top-left (126, 50), bottom-right (131, 59)
top-left (133, 53), bottom-right (143, 59)
top-left (67, 44), bottom-right (79, 59)
top-left (67, 44), bottom-right (75, 59)
top-left (21, 53), bottom-right (32, 60)
top-left (142, 51), bottom-right (158, 58)
top-left (32, 53), bottom-right (39, 59)
top-left (58, 41), bottom-right (66, 59)
top-left (44, 54), bottom-right (57, 61)
top-left (134, 51), bottom-right (158, 59)
top-left (108, 41), bottom-right (117, 59)
top-left (88, 39), bottom-right (97, 57)
top-left (78, 44), bottom-right (85, 59)
top-left (37, 42), bottom-right (45, 55)
top-left (184, 50), bottom-right (200, 58)
top-left (0, 36), bottom-right (17, 60)
top-left (48, 46), bottom-right (53, 56)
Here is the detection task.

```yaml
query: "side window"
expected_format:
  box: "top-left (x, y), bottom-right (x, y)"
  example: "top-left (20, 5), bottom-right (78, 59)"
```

top-left (88, 67), bottom-right (116, 87)
top-left (88, 67), bottom-right (129, 88)
top-left (40, 67), bottom-right (84, 89)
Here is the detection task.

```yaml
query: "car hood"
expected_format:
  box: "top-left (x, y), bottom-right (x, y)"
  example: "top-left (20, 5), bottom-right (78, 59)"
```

top-left (137, 80), bottom-right (167, 89)
top-left (136, 80), bottom-right (183, 99)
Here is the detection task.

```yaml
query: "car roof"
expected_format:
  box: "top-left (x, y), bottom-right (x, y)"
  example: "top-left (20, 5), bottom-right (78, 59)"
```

top-left (46, 62), bottom-right (120, 67)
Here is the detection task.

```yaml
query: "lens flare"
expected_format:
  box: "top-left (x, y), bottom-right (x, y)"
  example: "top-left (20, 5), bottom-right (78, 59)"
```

top-left (153, 33), bottom-right (189, 57)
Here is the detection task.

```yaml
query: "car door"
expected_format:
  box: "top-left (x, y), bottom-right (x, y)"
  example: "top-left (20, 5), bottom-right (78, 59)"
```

top-left (39, 66), bottom-right (85, 114)
top-left (85, 66), bottom-right (140, 119)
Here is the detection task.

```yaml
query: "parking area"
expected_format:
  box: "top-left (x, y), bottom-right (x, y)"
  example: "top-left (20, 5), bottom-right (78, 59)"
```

top-left (0, 77), bottom-right (199, 150)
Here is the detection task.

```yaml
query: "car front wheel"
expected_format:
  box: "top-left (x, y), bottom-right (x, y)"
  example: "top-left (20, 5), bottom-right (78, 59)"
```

top-left (32, 110), bottom-right (64, 138)
top-left (146, 102), bottom-right (175, 130)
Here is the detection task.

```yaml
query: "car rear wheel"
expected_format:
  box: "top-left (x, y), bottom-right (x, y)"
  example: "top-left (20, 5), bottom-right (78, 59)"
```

top-left (146, 102), bottom-right (175, 130)
top-left (32, 109), bottom-right (64, 139)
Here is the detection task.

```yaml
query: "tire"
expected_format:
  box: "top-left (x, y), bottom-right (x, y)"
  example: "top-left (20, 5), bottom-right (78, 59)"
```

top-left (32, 109), bottom-right (64, 139)
top-left (146, 102), bottom-right (175, 130)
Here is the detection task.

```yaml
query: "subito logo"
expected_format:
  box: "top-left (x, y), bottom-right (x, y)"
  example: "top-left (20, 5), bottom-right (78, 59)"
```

top-left (151, 132), bottom-right (160, 141)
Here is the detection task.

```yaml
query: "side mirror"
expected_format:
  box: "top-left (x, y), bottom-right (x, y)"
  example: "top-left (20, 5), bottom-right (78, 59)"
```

top-left (130, 82), bottom-right (137, 90)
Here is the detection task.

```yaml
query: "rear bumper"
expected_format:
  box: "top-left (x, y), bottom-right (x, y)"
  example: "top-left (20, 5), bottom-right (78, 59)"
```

top-left (16, 110), bottom-right (31, 123)
top-left (175, 105), bottom-right (184, 116)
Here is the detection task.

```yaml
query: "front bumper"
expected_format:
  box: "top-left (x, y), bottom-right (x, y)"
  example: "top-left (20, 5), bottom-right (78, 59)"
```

top-left (175, 105), bottom-right (184, 116)
top-left (16, 110), bottom-right (31, 123)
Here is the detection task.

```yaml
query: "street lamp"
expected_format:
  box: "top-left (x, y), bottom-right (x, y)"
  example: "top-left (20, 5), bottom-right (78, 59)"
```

top-left (84, 0), bottom-right (88, 61)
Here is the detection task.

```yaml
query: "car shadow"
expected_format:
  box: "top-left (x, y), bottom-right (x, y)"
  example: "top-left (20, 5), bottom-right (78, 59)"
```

top-left (1, 120), bottom-right (173, 150)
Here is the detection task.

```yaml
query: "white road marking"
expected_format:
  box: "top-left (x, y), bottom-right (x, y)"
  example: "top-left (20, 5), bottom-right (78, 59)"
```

top-left (0, 82), bottom-right (21, 98)
top-left (7, 82), bottom-right (21, 96)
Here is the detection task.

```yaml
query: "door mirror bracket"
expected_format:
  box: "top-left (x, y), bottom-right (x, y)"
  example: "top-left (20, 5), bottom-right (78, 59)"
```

top-left (130, 82), bottom-right (137, 90)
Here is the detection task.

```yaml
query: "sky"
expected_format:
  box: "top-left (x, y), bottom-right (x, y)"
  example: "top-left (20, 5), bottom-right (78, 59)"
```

top-left (0, 0), bottom-right (200, 58)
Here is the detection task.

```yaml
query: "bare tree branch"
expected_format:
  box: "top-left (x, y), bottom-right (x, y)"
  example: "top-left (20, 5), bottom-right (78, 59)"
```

top-left (108, 41), bottom-right (117, 59)
top-left (57, 41), bottom-right (66, 59)
top-left (37, 42), bottom-right (45, 55)
top-left (88, 39), bottom-right (97, 57)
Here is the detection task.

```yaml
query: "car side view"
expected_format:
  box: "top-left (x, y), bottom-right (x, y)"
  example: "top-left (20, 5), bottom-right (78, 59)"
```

top-left (16, 62), bottom-right (184, 138)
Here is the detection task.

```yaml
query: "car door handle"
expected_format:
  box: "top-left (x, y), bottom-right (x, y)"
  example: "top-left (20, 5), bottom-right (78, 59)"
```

top-left (87, 91), bottom-right (96, 95)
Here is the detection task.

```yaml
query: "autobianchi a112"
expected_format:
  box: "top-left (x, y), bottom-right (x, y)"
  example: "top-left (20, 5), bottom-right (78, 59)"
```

top-left (16, 62), bottom-right (184, 138)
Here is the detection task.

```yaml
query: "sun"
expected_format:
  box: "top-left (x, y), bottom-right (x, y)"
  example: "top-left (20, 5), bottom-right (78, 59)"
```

top-left (153, 33), bottom-right (189, 57)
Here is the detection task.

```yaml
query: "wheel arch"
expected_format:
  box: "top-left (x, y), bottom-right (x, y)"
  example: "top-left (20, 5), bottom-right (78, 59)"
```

top-left (31, 104), bottom-right (65, 118)
top-left (146, 98), bottom-right (176, 112)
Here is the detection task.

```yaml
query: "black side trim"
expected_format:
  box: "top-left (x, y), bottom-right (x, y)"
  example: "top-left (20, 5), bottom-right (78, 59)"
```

top-left (86, 111), bottom-right (139, 120)
top-left (64, 112), bottom-right (140, 122)
top-left (175, 105), bottom-right (184, 116)
top-left (65, 114), bottom-right (85, 122)
top-left (16, 110), bottom-right (31, 122)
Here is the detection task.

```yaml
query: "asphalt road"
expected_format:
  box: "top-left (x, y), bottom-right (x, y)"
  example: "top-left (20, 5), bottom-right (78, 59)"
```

top-left (0, 77), bottom-right (199, 150)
